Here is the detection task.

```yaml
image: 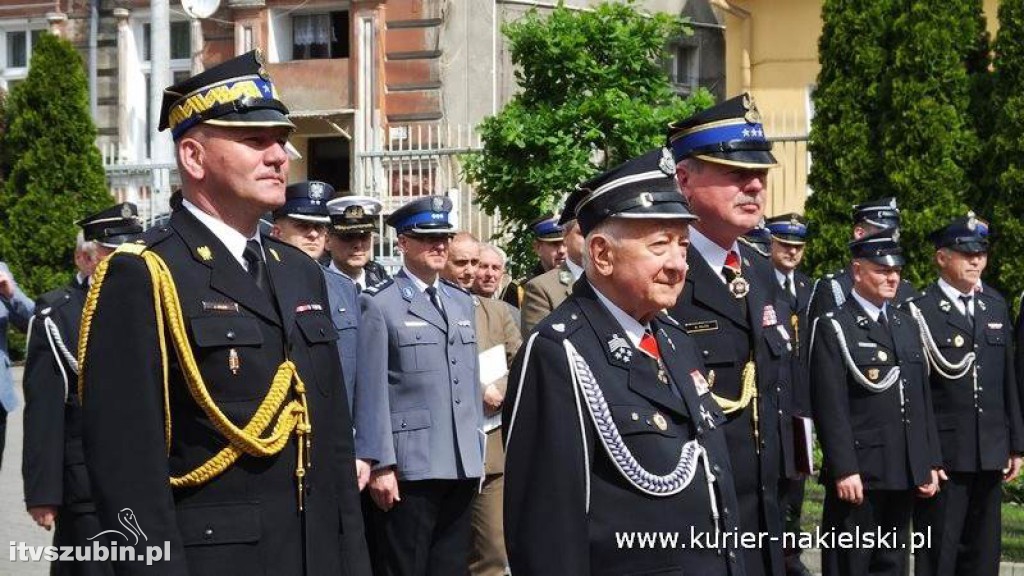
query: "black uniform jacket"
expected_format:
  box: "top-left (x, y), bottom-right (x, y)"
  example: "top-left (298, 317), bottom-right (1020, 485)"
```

top-left (808, 267), bottom-right (917, 327)
top-left (80, 207), bottom-right (370, 576)
top-left (23, 281), bottom-right (88, 510)
top-left (903, 284), bottom-right (1024, 472)
top-left (503, 279), bottom-right (744, 576)
top-left (668, 243), bottom-right (789, 574)
top-left (810, 299), bottom-right (942, 490)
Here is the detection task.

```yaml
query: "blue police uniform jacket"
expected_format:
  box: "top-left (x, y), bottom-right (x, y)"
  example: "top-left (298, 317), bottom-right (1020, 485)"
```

top-left (322, 265), bottom-right (360, 409)
top-left (0, 261), bottom-right (34, 412)
top-left (353, 269), bottom-right (484, 480)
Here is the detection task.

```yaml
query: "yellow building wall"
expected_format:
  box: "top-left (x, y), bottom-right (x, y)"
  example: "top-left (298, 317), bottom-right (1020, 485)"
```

top-left (718, 0), bottom-right (1001, 215)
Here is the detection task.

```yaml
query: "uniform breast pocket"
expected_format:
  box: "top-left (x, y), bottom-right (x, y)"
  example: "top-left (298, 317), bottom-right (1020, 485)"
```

top-left (295, 312), bottom-right (339, 347)
top-left (762, 326), bottom-right (791, 357)
top-left (693, 332), bottom-right (738, 367)
top-left (189, 315), bottom-right (267, 402)
top-left (295, 312), bottom-right (341, 397)
top-left (853, 427), bottom-right (887, 482)
top-left (178, 502), bottom-right (262, 574)
top-left (986, 327), bottom-right (1006, 346)
top-left (397, 330), bottom-right (441, 373)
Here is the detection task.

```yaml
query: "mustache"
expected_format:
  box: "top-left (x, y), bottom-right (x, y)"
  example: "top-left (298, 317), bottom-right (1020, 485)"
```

top-left (733, 194), bottom-right (762, 207)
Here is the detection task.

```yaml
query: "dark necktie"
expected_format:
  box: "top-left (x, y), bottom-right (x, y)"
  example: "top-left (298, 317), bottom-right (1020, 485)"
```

top-left (959, 295), bottom-right (974, 328)
top-left (425, 285), bottom-right (447, 323)
top-left (243, 239), bottom-right (269, 294)
top-left (783, 275), bottom-right (797, 308)
top-left (878, 308), bottom-right (889, 332)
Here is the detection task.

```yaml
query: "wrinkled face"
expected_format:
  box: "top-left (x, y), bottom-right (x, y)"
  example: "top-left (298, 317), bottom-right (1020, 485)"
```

top-left (444, 238), bottom-right (481, 290)
top-left (475, 249), bottom-right (505, 297)
top-left (534, 239), bottom-right (567, 271)
top-left (770, 239), bottom-right (805, 273)
top-left (589, 219), bottom-right (690, 322)
top-left (273, 217), bottom-right (328, 259)
top-left (399, 233), bottom-right (452, 276)
top-left (190, 125), bottom-right (292, 214)
top-left (852, 259), bottom-right (901, 305)
top-left (936, 248), bottom-right (987, 293)
top-left (328, 231), bottom-right (373, 274)
top-left (677, 160), bottom-right (767, 238)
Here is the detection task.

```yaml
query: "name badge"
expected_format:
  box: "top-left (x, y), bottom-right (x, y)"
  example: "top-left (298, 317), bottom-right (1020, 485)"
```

top-left (856, 342), bottom-right (878, 348)
top-left (684, 320), bottom-right (718, 334)
top-left (404, 320), bottom-right (428, 327)
top-left (202, 301), bottom-right (239, 313)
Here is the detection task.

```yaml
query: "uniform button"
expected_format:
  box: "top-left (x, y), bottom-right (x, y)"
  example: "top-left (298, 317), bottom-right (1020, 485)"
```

top-left (452, 358), bottom-right (458, 365)
top-left (696, 425), bottom-right (704, 434)
top-left (979, 408), bottom-right (984, 413)
top-left (416, 334), bottom-right (422, 340)
top-left (401, 420), bottom-right (407, 429)
top-left (455, 398), bottom-right (462, 405)
top-left (702, 350), bottom-right (710, 358)
top-left (226, 331), bottom-right (236, 340)
top-left (977, 386), bottom-right (983, 392)
top-left (728, 551), bottom-right (736, 560)
top-left (203, 526), bottom-right (214, 540)
top-left (450, 337), bottom-right (456, 345)
top-left (778, 410), bottom-right (783, 416)
top-left (722, 506), bottom-right (729, 515)
top-left (454, 378), bottom-right (460, 385)
top-left (712, 464), bottom-right (721, 474)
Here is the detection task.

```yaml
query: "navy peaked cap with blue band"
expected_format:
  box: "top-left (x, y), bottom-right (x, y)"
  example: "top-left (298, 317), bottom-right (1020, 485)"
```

top-left (386, 196), bottom-right (455, 235)
top-left (850, 229), bottom-right (905, 267)
top-left (273, 181), bottom-right (332, 223)
top-left (77, 203), bottom-right (144, 248)
top-left (743, 223), bottom-right (773, 256)
top-left (666, 93), bottom-right (778, 168)
top-left (572, 148), bottom-right (698, 236)
top-left (765, 212), bottom-right (808, 245)
top-left (530, 214), bottom-right (564, 241)
top-left (852, 197), bottom-right (900, 229)
top-left (928, 211), bottom-right (989, 253)
top-left (159, 50), bottom-right (295, 140)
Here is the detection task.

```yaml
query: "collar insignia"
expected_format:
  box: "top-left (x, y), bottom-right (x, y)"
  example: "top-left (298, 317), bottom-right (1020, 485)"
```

top-left (197, 246), bottom-right (213, 261)
top-left (608, 333), bottom-right (632, 363)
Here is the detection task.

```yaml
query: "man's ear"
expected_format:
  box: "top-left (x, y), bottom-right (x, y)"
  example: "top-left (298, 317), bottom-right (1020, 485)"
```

top-left (178, 138), bottom-right (205, 180)
top-left (588, 234), bottom-right (614, 277)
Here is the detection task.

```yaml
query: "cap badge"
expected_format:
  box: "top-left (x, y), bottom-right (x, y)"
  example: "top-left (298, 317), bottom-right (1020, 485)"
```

top-left (742, 93), bottom-right (762, 124)
top-left (309, 182), bottom-right (326, 201)
top-left (608, 334), bottom-right (632, 363)
top-left (431, 197), bottom-right (445, 212)
top-left (659, 147), bottom-right (676, 175)
top-left (639, 192), bottom-right (653, 208)
top-left (967, 210), bottom-right (977, 231)
top-left (892, 229), bottom-right (901, 243)
top-left (197, 246), bottom-right (213, 262)
top-left (346, 205), bottom-right (365, 220)
top-left (121, 204), bottom-right (133, 219)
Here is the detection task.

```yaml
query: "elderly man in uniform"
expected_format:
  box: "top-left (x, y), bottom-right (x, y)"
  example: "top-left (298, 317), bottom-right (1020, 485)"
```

top-left (441, 232), bottom-right (521, 576)
top-left (78, 51), bottom-right (370, 575)
top-left (667, 94), bottom-right (791, 576)
top-left (808, 198), bottom-right (917, 323)
top-left (504, 149), bottom-right (743, 575)
top-left (765, 213), bottom-right (813, 576)
top-left (326, 195), bottom-right (389, 291)
top-left (270, 180), bottom-right (331, 260)
top-left (354, 195), bottom-right (483, 576)
top-left (22, 203), bottom-right (142, 576)
top-left (521, 207), bottom-right (585, 336)
top-left (810, 229), bottom-right (943, 576)
top-left (905, 213), bottom-right (1023, 576)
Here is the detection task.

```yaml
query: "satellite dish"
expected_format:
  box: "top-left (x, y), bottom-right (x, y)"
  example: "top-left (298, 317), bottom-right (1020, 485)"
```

top-left (181, 0), bottom-right (220, 19)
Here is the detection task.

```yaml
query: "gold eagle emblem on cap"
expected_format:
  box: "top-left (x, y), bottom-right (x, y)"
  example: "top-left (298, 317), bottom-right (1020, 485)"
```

top-left (742, 93), bottom-right (762, 124)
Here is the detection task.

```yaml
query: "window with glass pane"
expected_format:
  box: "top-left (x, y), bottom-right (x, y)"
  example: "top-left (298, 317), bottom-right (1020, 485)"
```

top-left (143, 22), bottom-right (191, 61)
top-left (7, 31), bottom-right (26, 68)
top-left (292, 11), bottom-right (348, 60)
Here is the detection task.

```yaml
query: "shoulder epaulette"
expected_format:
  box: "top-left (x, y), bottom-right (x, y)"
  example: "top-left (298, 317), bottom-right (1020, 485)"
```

top-left (364, 278), bottom-right (394, 296)
top-left (738, 237), bottom-right (770, 258)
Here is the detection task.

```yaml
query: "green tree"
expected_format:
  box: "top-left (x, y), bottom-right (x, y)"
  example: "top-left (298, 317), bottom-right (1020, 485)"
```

top-left (463, 1), bottom-right (713, 275)
top-left (805, 0), bottom-right (982, 287)
top-left (0, 33), bottom-right (112, 297)
top-left (804, 0), bottom-right (897, 280)
top-left (983, 0), bottom-right (1024, 302)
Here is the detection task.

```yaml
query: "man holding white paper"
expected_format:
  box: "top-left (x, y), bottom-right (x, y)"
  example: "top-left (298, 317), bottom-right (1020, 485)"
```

top-left (443, 232), bottom-right (521, 576)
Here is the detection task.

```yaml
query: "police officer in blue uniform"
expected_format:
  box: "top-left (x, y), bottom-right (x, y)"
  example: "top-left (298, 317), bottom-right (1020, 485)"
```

top-left (810, 230), bottom-right (942, 576)
top-left (354, 195), bottom-right (483, 576)
top-left (905, 213), bottom-right (1023, 576)
top-left (79, 51), bottom-right (369, 576)
top-left (504, 149), bottom-right (744, 575)
top-left (22, 203), bottom-right (142, 576)
top-left (808, 198), bottom-right (917, 323)
top-left (765, 213), bottom-right (813, 576)
top-left (668, 94), bottom-right (791, 576)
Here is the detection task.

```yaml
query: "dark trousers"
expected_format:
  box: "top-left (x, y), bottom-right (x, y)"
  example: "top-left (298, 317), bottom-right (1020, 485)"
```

top-left (780, 476), bottom-right (807, 562)
top-left (50, 508), bottom-right (116, 576)
top-left (376, 478), bottom-right (476, 576)
top-left (822, 487), bottom-right (914, 576)
top-left (913, 470), bottom-right (1001, 576)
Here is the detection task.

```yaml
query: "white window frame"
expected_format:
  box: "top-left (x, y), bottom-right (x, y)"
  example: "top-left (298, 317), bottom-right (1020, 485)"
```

top-left (130, 11), bottom-right (193, 160)
top-left (0, 20), bottom-right (48, 91)
top-left (267, 3), bottom-right (350, 63)
top-left (665, 40), bottom-right (700, 97)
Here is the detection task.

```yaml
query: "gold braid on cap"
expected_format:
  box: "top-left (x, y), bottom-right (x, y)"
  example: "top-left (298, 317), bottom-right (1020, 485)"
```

top-left (78, 245), bottom-right (313, 510)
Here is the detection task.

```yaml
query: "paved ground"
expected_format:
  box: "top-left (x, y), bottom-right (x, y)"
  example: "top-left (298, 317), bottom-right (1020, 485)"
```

top-left (2, 366), bottom-right (52, 575)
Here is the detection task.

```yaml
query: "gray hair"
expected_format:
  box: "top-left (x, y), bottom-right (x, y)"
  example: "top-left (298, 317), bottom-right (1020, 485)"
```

top-left (75, 231), bottom-right (98, 256)
top-left (581, 218), bottom-right (625, 275)
top-left (480, 243), bottom-right (508, 266)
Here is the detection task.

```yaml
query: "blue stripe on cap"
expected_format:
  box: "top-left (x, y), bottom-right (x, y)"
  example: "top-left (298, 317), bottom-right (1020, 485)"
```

top-left (394, 209), bottom-right (450, 232)
top-left (533, 219), bottom-right (562, 236)
top-left (766, 222), bottom-right (807, 237)
top-left (669, 122), bottom-right (767, 160)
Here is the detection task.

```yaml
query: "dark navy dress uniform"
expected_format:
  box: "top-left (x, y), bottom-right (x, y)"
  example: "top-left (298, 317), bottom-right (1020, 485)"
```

top-left (79, 52), bottom-right (369, 576)
top-left (503, 149), bottom-right (745, 576)
top-left (807, 198), bottom-right (917, 323)
top-left (905, 215), bottom-right (1024, 576)
top-left (810, 231), bottom-right (942, 576)
top-left (666, 95), bottom-right (789, 576)
top-left (326, 195), bottom-right (391, 292)
top-left (22, 203), bottom-right (143, 576)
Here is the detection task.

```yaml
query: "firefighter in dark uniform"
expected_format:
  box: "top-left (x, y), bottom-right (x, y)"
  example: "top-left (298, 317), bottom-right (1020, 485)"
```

top-left (808, 197), bottom-right (917, 323)
top-left (667, 94), bottom-right (791, 576)
top-left (810, 229), bottom-right (943, 576)
top-left (504, 148), bottom-right (744, 575)
top-left (22, 203), bottom-right (143, 576)
top-left (905, 213), bottom-right (1023, 576)
top-left (78, 51), bottom-right (370, 575)
top-left (764, 213), bottom-right (813, 576)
